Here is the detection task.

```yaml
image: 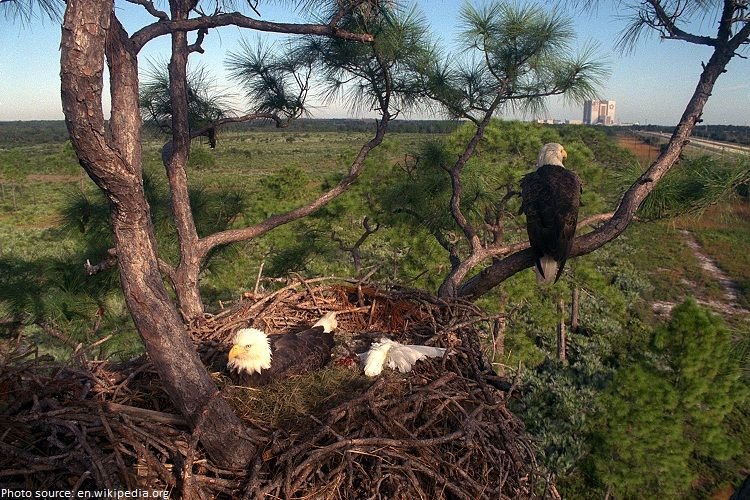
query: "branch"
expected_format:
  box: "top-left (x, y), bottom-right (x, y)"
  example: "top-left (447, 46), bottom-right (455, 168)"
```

top-left (124, 0), bottom-right (168, 21)
top-left (331, 217), bottom-right (381, 275)
top-left (82, 247), bottom-right (176, 283)
top-left (447, 95), bottom-right (503, 254)
top-left (197, 113), bottom-right (392, 257)
top-left (435, 94), bottom-right (506, 296)
top-left (187, 28), bottom-right (208, 54)
top-left (483, 188), bottom-right (519, 246)
top-left (393, 208), bottom-right (462, 269)
top-left (131, 13), bottom-right (375, 52)
top-left (195, 33), bottom-right (395, 261)
top-left (646, 0), bottom-right (717, 46)
top-left (189, 112), bottom-right (288, 140)
top-left (84, 248), bottom-right (118, 275)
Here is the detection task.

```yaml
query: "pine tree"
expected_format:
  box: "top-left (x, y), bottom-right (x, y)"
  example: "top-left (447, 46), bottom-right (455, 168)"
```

top-left (591, 364), bottom-right (693, 498)
top-left (591, 299), bottom-right (748, 497)
top-left (652, 299), bottom-right (748, 462)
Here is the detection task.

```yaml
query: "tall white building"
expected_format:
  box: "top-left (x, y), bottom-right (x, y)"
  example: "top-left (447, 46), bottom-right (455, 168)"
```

top-left (583, 100), bottom-right (616, 125)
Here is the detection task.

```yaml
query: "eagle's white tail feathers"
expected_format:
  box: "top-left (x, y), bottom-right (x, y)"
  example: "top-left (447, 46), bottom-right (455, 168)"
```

top-left (535, 255), bottom-right (558, 285)
top-left (362, 339), bottom-right (393, 376)
top-left (313, 311), bottom-right (338, 333)
top-left (387, 344), bottom-right (446, 373)
top-left (362, 339), bottom-right (446, 377)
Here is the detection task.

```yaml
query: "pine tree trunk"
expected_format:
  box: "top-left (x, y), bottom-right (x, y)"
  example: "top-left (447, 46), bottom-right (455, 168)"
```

top-left (571, 287), bottom-right (580, 333)
top-left (557, 297), bottom-right (566, 362)
top-left (61, 0), bottom-right (257, 467)
top-left (492, 316), bottom-right (507, 376)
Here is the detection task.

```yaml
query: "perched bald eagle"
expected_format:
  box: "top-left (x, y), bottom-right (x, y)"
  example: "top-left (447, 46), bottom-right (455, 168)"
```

top-left (520, 143), bottom-right (582, 285)
top-left (360, 339), bottom-right (447, 377)
top-left (227, 312), bottom-right (337, 386)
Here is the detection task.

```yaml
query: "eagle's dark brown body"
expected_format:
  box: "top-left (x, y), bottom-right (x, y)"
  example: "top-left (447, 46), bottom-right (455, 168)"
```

top-left (520, 164), bottom-right (582, 283)
top-left (229, 326), bottom-right (335, 387)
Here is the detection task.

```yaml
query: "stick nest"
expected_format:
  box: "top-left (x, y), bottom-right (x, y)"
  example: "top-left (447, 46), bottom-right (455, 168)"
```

top-left (1, 279), bottom-right (556, 498)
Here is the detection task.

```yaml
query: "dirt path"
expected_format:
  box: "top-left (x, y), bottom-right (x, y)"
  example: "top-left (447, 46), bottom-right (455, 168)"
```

top-left (614, 132), bottom-right (748, 319)
top-left (653, 230), bottom-right (748, 317)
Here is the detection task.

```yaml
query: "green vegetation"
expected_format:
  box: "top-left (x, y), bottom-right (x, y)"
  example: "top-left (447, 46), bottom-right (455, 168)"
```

top-left (589, 300), bottom-right (748, 498)
top-left (0, 120), bottom-right (748, 497)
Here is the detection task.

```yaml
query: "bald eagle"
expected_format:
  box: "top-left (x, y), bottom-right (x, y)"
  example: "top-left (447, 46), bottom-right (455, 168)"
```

top-left (520, 143), bottom-right (582, 285)
top-left (360, 338), bottom-right (446, 377)
top-left (227, 312), bottom-right (337, 386)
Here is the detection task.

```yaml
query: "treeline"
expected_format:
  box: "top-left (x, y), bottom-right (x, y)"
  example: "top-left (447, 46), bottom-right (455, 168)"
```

top-left (5, 120), bottom-right (749, 148)
top-left (0, 121), bottom-right (70, 147)
top-left (0, 119), bottom-right (463, 147)
top-left (220, 118), bottom-right (464, 134)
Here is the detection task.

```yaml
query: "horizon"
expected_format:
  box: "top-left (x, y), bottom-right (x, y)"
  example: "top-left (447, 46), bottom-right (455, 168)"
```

top-left (2, 118), bottom-right (748, 129)
top-left (1, 1), bottom-right (749, 126)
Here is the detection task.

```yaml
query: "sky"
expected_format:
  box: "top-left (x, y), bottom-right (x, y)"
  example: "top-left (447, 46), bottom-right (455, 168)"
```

top-left (0, 0), bottom-right (748, 125)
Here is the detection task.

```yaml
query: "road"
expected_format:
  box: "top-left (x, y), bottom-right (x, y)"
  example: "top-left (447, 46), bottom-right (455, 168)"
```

top-left (636, 130), bottom-right (750, 156)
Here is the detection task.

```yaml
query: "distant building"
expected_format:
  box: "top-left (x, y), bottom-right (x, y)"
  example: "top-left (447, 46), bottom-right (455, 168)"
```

top-left (534, 118), bottom-right (583, 125)
top-left (583, 100), bottom-right (616, 125)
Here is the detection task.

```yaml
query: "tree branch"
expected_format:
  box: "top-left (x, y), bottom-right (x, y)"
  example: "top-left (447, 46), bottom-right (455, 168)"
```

top-left (83, 247), bottom-right (177, 284)
top-left (188, 112), bottom-right (289, 144)
top-left (646, 0), bottom-right (717, 46)
top-left (125, 0), bottom-right (168, 21)
top-left (164, 3), bottom-right (206, 317)
top-left (197, 113), bottom-right (392, 257)
top-left (131, 13), bottom-right (375, 52)
top-left (446, 95), bottom-right (503, 254)
top-left (195, 32), bottom-right (394, 262)
top-left (187, 28), bottom-right (208, 54)
top-left (332, 217), bottom-right (381, 275)
top-left (457, 31), bottom-right (744, 299)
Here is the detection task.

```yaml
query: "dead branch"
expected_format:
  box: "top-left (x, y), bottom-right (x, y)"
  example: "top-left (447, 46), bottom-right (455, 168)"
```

top-left (332, 216), bottom-right (381, 275)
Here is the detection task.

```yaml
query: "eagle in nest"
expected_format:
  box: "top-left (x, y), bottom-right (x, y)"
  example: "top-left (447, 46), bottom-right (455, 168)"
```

top-left (227, 312), bottom-right (337, 386)
top-left (520, 142), bottom-right (582, 285)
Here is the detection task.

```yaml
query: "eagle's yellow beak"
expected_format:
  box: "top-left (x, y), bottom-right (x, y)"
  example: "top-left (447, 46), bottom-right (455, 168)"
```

top-left (228, 344), bottom-right (242, 361)
top-left (561, 148), bottom-right (568, 160)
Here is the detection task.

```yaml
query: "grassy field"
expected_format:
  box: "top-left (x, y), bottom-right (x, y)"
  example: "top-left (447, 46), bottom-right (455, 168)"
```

top-left (2, 125), bottom-right (748, 347)
top-left (677, 202), bottom-right (750, 309)
top-left (1, 121), bottom-right (749, 498)
top-left (612, 129), bottom-right (750, 317)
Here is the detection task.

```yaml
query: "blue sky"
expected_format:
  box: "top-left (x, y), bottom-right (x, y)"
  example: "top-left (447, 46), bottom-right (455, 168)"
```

top-left (0, 0), bottom-right (748, 125)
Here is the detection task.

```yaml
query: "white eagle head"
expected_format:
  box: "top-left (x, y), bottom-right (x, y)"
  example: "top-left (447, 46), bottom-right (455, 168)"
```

top-left (228, 328), bottom-right (272, 375)
top-left (537, 143), bottom-right (567, 168)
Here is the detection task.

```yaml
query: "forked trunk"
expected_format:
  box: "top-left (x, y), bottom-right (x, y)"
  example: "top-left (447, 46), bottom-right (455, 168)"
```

top-left (111, 193), bottom-right (257, 468)
top-left (61, 0), bottom-right (256, 467)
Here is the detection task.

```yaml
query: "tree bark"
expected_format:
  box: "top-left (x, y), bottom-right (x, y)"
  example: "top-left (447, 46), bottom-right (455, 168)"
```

top-left (571, 287), bottom-right (580, 333)
top-left (557, 297), bottom-right (566, 362)
top-left (165, 2), bottom-right (205, 319)
top-left (61, 0), bottom-right (256, 467)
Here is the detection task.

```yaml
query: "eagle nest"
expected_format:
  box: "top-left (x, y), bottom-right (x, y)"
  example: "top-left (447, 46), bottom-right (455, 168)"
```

top-left (0, 279), bottom-right (557, 499)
